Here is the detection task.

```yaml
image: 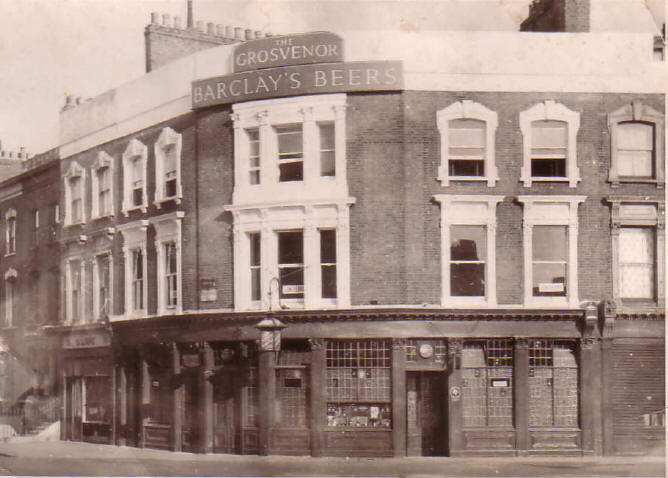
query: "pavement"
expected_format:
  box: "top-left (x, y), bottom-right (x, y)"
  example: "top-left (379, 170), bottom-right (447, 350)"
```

top-left (0, 437), bottom-right (663, 477)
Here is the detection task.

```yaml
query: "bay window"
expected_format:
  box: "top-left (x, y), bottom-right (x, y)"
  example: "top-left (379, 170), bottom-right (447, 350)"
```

top-left (278, 231), bottom-right (304, 300)
top-left (276, 125), bottom-right (304, 182)
top-left (319, 122), bottom-right (335, 177)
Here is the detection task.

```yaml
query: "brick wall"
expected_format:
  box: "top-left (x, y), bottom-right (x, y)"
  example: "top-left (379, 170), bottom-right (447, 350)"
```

top-left (521, 0), bottom-right (589, 32)
top-left (345, 90), bottom-right (663, 307)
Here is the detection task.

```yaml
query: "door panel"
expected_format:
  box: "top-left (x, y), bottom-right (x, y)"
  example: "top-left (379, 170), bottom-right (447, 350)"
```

top-left (213, 373), bottom-right (235, 453)
top-left (407, 372), bottom-right (445, 456)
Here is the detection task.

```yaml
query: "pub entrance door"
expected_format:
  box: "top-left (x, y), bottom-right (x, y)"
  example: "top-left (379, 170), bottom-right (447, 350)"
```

top-left (213, 371), bottom-right (236, 453)
top-left (406, 371), bottom-right (446, 456)
top-left (64, 377), bottom-right (83, 441)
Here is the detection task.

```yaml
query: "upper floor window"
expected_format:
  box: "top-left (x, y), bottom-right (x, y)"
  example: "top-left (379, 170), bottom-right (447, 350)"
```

top-left (518, 195), bottom-right (585, 307)
top-left (276, 125), bottom-right (304, 182)
top-left (119, 221), bottom-right (148, 317)
top-left (66, 258), bottom-right (84, 324)
top-left (3, 269), bottom-right (17, 328)
top-left (152, 212), bottom-right (183, 315)
top-left (64, 162), bottom-right (86, 226)
top-left (231, 94), bottom-right (348, 204)
top-left (436, 100), bottom-right (499, 187)
top-left (122, 139), bottom-right (148, 215)
top-left (91, 151), bottom-right (114, 219)
top-left (94, 253), bottom-right (112, 320)
top-left (154, 127), bottom-right (182, 207)
top-left (4, 209), bottom-right (16, 256)
top-left (608, 101), bottom-right (664, 187)
top-left (32, 209), bottom-right (39, 246)
top-left (229, 200), bottom-right (352, 311)
top-left (433, 195), bottom-right (503, 307)
top-left (608, 198), bottom-right (665, 309)
top-left (519, 101), bottom-right (581, 188)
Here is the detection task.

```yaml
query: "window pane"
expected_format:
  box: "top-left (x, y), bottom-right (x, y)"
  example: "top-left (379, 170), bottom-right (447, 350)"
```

top-left (451, 263), bottom-right (485, 296)
top-left (277, 125), bottom-right (303, 157)
top-left (449, 119), bottom-right (485, 148)
top-left (278, 231), bottom-right (303, 264)
top-left (250, 232), bottom-right (261, 302)
top-left (533, 226), bottom-right (567, 261)
top-left (531, 158), bottom-right (566, 177)
top-left (449, 159), bottom-right (484, 176)
top-left (451, 226), bottom-right (486, 261)
top-left (618, 122), bottom-right (653, 150)
top-left (164, 144), bottom-right (177, 173)
top-left (319, 123), bottom-right (335, 150)
top-left (531, 120), bottom-right (567, 148)
top-left (279, 161), bottom-right (303, 182)
top-left (532, 263), bottom-right (566, 296)
top-left (320, 230), bottom-right (336, 263)
top-left (250, 233), bottom-right (261, 266)
top-left (620, 228), bottom-right (655, 299)
top-left (618, 150), bottom-right (653, 177)
top-left (320, 150), bottom-right (336, 177)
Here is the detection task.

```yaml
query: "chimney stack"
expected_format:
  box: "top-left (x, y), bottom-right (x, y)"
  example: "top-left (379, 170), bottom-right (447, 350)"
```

top-left (187, 0), bottom-right (193, 28)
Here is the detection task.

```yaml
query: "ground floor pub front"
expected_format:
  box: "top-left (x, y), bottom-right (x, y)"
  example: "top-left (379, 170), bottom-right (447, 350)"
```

top-left (79, 311), bottom-right (606, 457)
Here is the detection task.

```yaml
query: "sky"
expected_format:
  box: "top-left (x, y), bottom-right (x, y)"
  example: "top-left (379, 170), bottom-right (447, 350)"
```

top-left (0, 0), bottom-right (663, 156)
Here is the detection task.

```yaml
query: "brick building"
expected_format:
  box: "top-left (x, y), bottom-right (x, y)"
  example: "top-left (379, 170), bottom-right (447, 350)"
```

top-left (0, 0), bottom-right (664, 457)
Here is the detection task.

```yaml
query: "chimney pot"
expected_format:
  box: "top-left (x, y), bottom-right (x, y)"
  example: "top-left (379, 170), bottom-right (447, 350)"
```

top-left (162, 14), bottom-right (170, 26)
top-left (255, 30), bottom-right (263, 39)
top-left (225, 26), bottom-right (234, 38)
top-left (173, 16), bottom-right (182, 29)
top-left (245, 28), bottom-right (253, 40)
top-left (150, 12), bottom-right (160, 24)
top-left (207, 22), bottom-right (215, 34)
top-left (216, 24), bottom-right (225, 36)
top-left (196, 20), bottom-right (204, 31)
top-left (234, 27), bottom-right (243, 39)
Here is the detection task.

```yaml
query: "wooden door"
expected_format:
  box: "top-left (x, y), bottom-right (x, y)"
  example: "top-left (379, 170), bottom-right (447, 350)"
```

top-left (213, 373), bottom-right (235, 453)
top-left (407, 372), bottom-right (445, 456)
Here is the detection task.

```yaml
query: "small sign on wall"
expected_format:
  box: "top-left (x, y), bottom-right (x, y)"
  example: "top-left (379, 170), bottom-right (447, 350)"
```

top-left (200, 279), bottom-right (217, 302)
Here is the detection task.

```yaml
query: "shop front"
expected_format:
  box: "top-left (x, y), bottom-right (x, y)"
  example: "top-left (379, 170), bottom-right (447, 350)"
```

top-left (60, 327), bottom-right (113, 444)
top-left (107, 311), bottom-right (595, 457)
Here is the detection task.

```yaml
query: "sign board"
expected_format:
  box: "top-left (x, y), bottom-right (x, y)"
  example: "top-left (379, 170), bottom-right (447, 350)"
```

top-left (538, 282), bottom-right (565, 293)
top-left (200, 278), bottom-right (217, 302)
top-left (192, 61), bottom-right (402, 109)
top-left (63, 331), bottom-right (111, 349)
top-left (234, 32), bottom-right (344, 73)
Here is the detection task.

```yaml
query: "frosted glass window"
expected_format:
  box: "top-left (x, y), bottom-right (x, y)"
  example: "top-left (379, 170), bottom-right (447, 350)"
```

top-left (619, 227), bottom-right (655, 299)
top-left (617, 122), bottom-right (654, 178)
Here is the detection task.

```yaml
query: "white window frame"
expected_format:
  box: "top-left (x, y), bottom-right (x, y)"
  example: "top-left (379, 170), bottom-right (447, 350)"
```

top-left (119, 220), bottom-right (148, 318)
top-left (93, 251), bottom-right (113, 321)
top-left (4, 209), bottom-right (16, 256)
top-left (228, 200), bottom-right (354, 311)
top-left (607, 101), bottom-right (665, 188)
top-left (608, 197), bottom-right (665, 310)
top-left (3, 268), bottom-right (16, 328)
top-left (65, 258), bottom-right (85, 325)
top-left (231, 94), bottom-right (348, 205)
top-left (151, 212), bottom-right (183, 315)
top-left (91, 151), bottom-right (114, 219)
top-left (433, 195), bottom-right (503, 307)
top-left (64, 162), bottom-right (86, 226)
top-left (122, 139), bottom-right (148, 216)
top-left (518, 195), bottom-right (585, 308)
top-left (154, 127), bottom-right (183, 207)
top-left (519, 101), bottom-right (581, 188)
top-left (436, 100), bottom-right (499, 187)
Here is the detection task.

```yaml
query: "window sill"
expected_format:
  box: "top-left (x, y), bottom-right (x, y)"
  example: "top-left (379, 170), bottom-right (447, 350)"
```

top-left (65, 221), bottom-right (86, 228)
top-left (92, 213), bottom-right (114, 221)
top-left (122, 205), bottom-right (148, 217)
top-left (610, 178), bottom-right (664, 188)
top-left (439, 176), bottom-right (495, 183)
top-left (154, 196), bottom-right (182, 209)
top-left (442, 297), bottom-right (494, 308)
top-left (4, 252), bottom-right (15, 258)
top-left (525, 297), bottom-right (571, 308)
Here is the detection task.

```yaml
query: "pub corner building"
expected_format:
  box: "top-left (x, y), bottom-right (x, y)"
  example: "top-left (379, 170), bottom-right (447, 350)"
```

top-left (1, 0), bottom-right (665, 458)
